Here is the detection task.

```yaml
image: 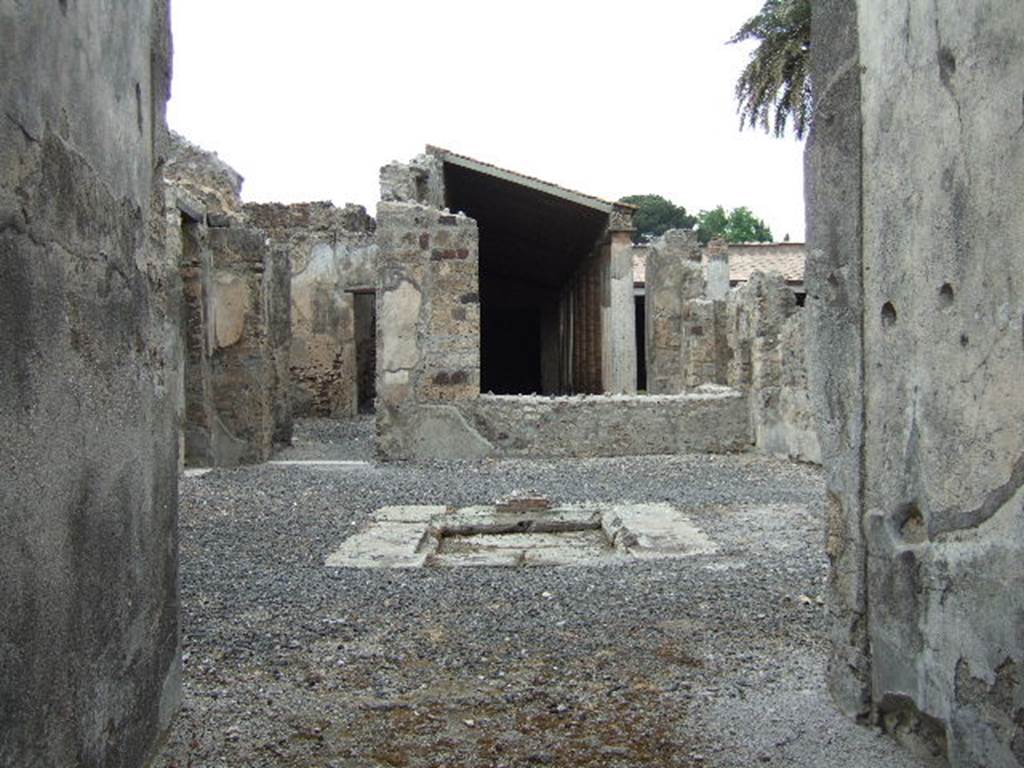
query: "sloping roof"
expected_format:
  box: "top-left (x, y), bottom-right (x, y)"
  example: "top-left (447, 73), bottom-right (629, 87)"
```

top-left (427, 145), bottom-right (636, 215)
top-left (632, 242), bottom-right (806, 287)
top-left (728, 243), bottom-right (805, 283)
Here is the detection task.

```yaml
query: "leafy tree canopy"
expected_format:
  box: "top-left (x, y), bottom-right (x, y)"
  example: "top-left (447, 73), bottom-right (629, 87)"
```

top-left (730, 0), bottom-right (811, 139)
top-left (619, 194), bottom-right (697, 244)
top-left (696, 206), bottom-right (773, 245)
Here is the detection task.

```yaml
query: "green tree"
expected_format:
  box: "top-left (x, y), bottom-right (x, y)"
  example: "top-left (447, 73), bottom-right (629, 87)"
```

top-left (730, 0), bottom-right (811, 139)
top-left (696, 206), bottom-right (773, 244)
top-left (619, 194), bottom-right (697, 243)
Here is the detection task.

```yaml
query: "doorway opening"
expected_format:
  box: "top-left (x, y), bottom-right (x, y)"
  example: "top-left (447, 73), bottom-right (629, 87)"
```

top-left (352, 289), bottom-right (376, 414)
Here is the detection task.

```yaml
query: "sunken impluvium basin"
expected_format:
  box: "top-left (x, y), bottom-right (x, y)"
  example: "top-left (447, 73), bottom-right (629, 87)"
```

top-left (325, 495), bottom-right (717, 569)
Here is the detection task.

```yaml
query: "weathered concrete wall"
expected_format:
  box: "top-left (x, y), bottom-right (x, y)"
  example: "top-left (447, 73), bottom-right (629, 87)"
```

top-left (460, 389), bottom-right (750, 458)
top-left (0, 3), bottom-right (181, 766)
top-left (808, 0), bottom-right (1024, 763)
top-left (245, 202), bottom-right (377, 417)
top-left (375, 201), bottom-right (482, 459)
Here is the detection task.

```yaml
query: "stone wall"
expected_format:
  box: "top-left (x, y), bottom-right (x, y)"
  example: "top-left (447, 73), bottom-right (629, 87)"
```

top-left (375, 201), bottom-right (482, 459)
top-left (643, 231), bottom-right (705, 394)
top-left (642, 229), bottom-right (820, 463)
top-left (460, 390), bottom-right (749, 458)
top-left (726, 273), bottom-right (820, 464)
top-left (244, 202), bottom-right (377, 417)
top-left (808, 0), bottom-right (1024, 764)
top-left (0, 3), bottom-right (180, 766)
top-left (166, 136), bottom-right (292, 467)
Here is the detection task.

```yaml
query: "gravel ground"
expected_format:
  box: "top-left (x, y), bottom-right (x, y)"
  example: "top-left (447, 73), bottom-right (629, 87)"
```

top-left (156, 419), bottom-right (942, 768)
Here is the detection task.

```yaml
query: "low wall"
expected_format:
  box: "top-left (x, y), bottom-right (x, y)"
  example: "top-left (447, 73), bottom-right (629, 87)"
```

top-left (378, 388), bottom-right (751, 460)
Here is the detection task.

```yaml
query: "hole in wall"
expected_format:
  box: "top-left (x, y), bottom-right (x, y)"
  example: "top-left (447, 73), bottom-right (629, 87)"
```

top-left (881, 301), bottom-right (897, 328)
top-left (960, 333), bottom-right (969, 347)
top-left (938, 46), bottom-right (957, 90)
top-left (938, 283), bottom-right (954, 308)
top-left (897, 503), bottom-right (927, 545)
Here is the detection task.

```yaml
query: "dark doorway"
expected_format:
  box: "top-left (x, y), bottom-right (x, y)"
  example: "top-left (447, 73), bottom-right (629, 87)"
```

top-left (353, 291), bottom-right (376, 413)
top-left (179, 214), bottom-right (213, 465)
top-left (634, 293), bottom-right (647, 392)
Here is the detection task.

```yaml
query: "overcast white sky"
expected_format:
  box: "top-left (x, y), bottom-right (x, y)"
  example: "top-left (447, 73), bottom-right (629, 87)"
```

top-left (168, 1), bottom-right (806, 241)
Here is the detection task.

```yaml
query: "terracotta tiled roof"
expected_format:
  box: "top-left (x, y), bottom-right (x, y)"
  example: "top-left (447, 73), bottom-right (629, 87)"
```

top-left (728, 243), bottom-right (805, 283)
top-left (633, 242), bottom-right (805, 287)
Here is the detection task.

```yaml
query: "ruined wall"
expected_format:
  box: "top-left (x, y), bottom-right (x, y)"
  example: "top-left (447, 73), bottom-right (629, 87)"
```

top-left (165, 131), bottom-right (244, 225)
top-left (0, 3), bottom-right (180, 766)
top-left (244, 202), bottom-right (377, 417)
top-left (375, 204), bottom-right (750, 460)
top-left (375, 202), bottom-right (484, 459)
top-left (644, 230), bottom-right (705, 394)
top-left (166, 137), bottom-right (292, 466)
top-left (726, 273), bottom-right (820, 464)
top-left (641, 228), bottom-right (818, 461)
top-left (460, 389), bottom-right (749, 458)
top-left (205, 227), bottom-right (284, 464)
top-left (808, 1), bottom-right (1024, 764)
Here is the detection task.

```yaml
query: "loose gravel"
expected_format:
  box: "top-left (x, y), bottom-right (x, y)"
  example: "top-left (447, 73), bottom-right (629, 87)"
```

top-left (156, 418), bottom-right (943, 768)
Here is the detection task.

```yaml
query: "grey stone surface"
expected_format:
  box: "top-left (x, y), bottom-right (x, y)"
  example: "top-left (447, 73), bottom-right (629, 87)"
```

top-left (459, 390), bottom-right (751, 458)
top-left (375, 201), bottom-right (482, 459)
top-left (806, 0), bottom-right (870, 720)
top-left (809, 1), bottom-right (1024, 763)
top-left (0, 2), bottom-right (180, 766)
top-left (154, 427), bottom-right (939, 767)
top-left (644, 230), bottom-right (705, 394)
top-left (325, 501), bottom-right (717, 569)
top-left (602, 230), bottom-right (638, 393)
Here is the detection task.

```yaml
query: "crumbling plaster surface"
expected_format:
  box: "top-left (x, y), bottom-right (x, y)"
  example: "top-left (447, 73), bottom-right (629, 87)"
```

top-left (245, 202), bottom-right (377, 418)
top-left (375, 201), bottom-right (481, 460)
top-left (0, 2), bottom-right (180, 766)
top-left (642, 229), bottom-right (819, 464)
top-left (808, 0), bottom-right (1024, 764)
top-left (166, 137), bottom-right (293, 467)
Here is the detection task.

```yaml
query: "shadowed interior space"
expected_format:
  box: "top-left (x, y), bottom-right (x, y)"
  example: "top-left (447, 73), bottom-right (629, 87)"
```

top-left (442, 157), bottom-right (611, 395)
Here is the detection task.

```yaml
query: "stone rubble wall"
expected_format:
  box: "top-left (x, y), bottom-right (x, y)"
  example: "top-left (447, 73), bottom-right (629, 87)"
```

top-left (245, 202), bottom-right (377, 418)
top-left (643, 229), bottom-right (820, 463)
top-left (375, 201), bottom-right (483, 459)
top-left (0, 2), bottom-right (180, 765)
top-left (725, 272), bottom-right (821, 464)
top-left (379, 152), bottom-right (445, 208)
top-left (459, 390), bottom-right (750, 458)
top-left (643, 230), bottom-right (705, 394)
top-left (166, 131), bottom-right (244, 224)
top-left (165, 140), bottom-right (292, 467)
top-left (808, 0), bottom-right (1024, 764)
